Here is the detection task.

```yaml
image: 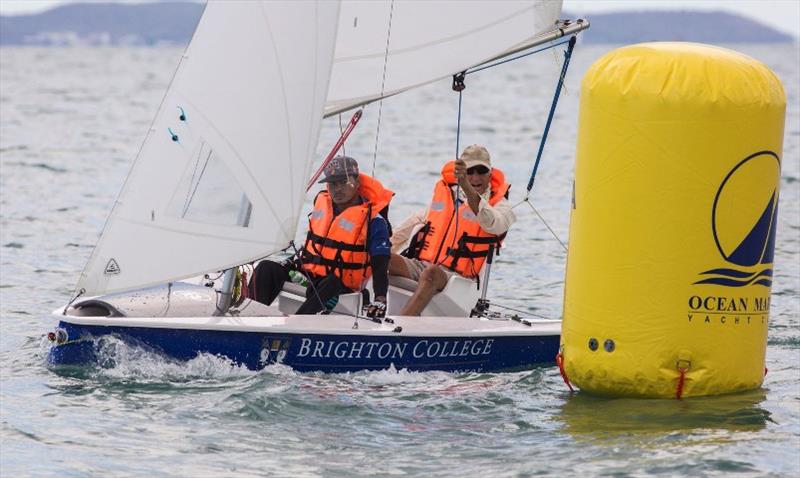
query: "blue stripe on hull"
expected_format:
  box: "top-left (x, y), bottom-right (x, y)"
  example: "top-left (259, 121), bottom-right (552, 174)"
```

top-left (48, 321), bottom-right (560, 373)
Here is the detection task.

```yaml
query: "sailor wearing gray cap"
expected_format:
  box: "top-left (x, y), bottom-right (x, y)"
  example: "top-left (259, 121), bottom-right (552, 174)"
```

top-left (250, 156), bottom-right (394, 318)
top-left (317, 155), bottom-right (360, 183)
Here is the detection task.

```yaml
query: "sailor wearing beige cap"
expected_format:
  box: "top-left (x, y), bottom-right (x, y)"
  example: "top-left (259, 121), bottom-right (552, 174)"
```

top-left (389, 145), bottom-right (516, 316)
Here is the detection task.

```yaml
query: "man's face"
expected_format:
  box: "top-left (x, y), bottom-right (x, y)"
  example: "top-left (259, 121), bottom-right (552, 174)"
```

top-left (327, 177), bottom-right (359, 205)
top-left (466, 164), bottom-right (491, 194)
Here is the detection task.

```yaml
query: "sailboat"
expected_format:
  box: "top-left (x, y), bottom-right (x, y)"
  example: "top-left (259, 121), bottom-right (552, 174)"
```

top-left (46, 0), bottom-right (589, 373)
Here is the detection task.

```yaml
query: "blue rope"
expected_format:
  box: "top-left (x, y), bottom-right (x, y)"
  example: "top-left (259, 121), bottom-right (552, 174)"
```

top-left (466, 37), bottom-right (572, 76)
top-left (453, 87), bottom-right (464, 249)
top-left (455, 89), bottom-right (463, 161)
top-left (526, 36), bottom-right (576, 194)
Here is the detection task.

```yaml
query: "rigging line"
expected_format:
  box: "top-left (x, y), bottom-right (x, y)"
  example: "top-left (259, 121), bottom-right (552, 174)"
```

top-left (489, 302), bottom-right (558, 321)
top-left (451, 87), bottom-right (464, 254)
top-left (512, 198), bottom-right (567, 252)
top-left (290, 240), bottom-right (338, 316)
top-left (465, 37), bottom-right (572, 76)
top-left (550, 40), bottom-right (564, 89)
top-left (526, 36), bottom-right (577, 195)
top-left (455, 89), bottom-right (464, 163)
top-left (371, 0), bottom-right (395, 178)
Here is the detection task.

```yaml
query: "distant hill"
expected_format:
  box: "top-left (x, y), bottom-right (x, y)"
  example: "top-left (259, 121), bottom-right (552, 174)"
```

top-left (0, 2), bottom-right (795, 46)
top-left (570, 10), bottom-right (795, 44)
top-left (0, 2), bottom-right (204, 46)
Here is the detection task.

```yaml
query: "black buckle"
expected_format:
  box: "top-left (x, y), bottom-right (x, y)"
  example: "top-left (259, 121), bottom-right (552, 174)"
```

top-left (452, 71), bottom-right (466, 92)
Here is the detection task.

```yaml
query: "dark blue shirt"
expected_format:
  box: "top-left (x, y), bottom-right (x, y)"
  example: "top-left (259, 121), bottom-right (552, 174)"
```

top-left (368, 215), bottom-right (391, 257)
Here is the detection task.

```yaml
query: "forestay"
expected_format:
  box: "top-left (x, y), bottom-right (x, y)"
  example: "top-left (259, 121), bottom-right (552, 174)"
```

top-left (76, 1), bottom-right (340, 296)
top-left (325, 0), bottom-right (562, 116)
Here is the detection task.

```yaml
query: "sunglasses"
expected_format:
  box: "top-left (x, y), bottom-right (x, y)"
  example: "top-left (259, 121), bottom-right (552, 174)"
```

top-left (466, 165), bottom-right (490, 175)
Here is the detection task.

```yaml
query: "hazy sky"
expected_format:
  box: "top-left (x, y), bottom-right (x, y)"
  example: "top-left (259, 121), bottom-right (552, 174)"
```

top-left (1, 0), bottom-right (798, 38)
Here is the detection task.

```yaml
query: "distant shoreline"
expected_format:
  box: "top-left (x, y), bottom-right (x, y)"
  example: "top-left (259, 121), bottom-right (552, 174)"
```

top-left (1, 3), bottom-right (795, 46)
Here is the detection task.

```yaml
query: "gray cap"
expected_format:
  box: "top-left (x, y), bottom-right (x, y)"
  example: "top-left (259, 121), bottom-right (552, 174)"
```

top-left (318, 155), bottom-right (360, 183)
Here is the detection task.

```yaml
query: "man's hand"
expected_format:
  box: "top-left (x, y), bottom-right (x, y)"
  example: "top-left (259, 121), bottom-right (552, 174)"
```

top-left (364, 296), bottom-right (387, 319)
top-left (453, 158), bottom-right (480, 214)
top-left (454, 159), bottom-right (470, 190)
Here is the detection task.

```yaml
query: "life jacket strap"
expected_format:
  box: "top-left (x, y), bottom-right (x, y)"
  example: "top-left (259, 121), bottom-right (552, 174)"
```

top-left (401, 222), bottom-right (432, 259)
top-left (446, 248), bottom-right (492, 259)
top-left (305, 231), bottom-right (368, 253)
top-left (446, 231), bottom-right (505, 258)
top-left (301, 252), bottom-right (365, 270)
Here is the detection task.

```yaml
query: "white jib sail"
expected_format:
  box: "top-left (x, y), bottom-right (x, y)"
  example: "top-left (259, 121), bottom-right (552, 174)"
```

top-left (325, 0), bottom-right (563, 116)
top-left (76, 1), bottom-right (341, 296)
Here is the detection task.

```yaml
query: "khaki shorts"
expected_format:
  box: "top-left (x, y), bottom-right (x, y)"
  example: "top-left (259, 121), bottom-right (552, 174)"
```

top-left (398, 256), bottom-right (460, 283)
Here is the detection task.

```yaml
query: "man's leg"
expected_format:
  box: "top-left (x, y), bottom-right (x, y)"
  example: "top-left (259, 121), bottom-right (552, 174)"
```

top-left (400, 263), bottom-right (448, 316)
top-left (250, 260), bottom-right (290, 305)
top-left (296, 273), bottom-right (346, 315)
top-left (388, 253), bottom-right (412, 277)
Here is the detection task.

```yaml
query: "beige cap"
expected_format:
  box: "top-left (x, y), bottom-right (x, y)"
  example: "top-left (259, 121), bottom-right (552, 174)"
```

top-left (460, 144), bottom-right (491, 169)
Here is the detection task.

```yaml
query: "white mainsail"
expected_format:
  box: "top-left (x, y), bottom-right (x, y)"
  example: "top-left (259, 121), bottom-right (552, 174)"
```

top-left (76, 1), bottom-right (341, 296)
top-left (325, 0), bottom-right (563, 116)
top-left (76, 0), bottom-right (564, 297)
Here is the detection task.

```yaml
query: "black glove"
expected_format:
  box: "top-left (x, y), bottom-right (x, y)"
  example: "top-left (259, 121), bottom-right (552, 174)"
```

top-left (364, 297), bottom-right (387, 319)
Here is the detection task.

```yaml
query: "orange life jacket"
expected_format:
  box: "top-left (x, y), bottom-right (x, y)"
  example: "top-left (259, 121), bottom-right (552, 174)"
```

top-left (302, 174), bottom-right (393, 290)
top-left (406, 161), bottom-right (510, 279)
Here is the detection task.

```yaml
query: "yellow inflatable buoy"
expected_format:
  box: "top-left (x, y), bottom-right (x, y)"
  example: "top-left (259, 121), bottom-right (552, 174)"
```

top-left (561, 43), bottom-right (785, 398)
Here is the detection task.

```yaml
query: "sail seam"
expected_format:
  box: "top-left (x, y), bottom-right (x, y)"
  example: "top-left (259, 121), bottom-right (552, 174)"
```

top-left (258, 2), bottom-right (295, 240)
top-left (334, 4), bottom-right (536, 63)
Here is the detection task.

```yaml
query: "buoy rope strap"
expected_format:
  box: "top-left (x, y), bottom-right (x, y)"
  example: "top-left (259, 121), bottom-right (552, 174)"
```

top-left (675, 359), bottom-right (691, 399)
top-left (555, 351), bottom-right (574, 392)
top-left (526, 35), bottom-right (577, 196)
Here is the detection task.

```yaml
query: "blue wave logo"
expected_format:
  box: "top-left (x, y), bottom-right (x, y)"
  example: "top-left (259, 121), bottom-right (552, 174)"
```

top-left (695, 151), bottom-right (780, 288)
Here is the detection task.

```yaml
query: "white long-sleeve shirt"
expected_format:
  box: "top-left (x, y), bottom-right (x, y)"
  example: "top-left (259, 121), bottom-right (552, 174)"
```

top-left (391, 187), bottom-right (516, 254)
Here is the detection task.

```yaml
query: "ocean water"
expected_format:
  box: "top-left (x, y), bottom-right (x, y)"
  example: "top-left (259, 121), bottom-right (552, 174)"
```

top-left (1, 42), bottom-right (799, 477)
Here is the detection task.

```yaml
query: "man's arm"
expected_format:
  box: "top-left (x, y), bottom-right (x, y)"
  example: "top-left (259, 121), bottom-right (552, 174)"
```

top-left (476, 197), bottom-right (516, 235)
top-left (390, 209), bottom-right (427, 254)
top-left (367, 216), bottom-right (391, 300)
